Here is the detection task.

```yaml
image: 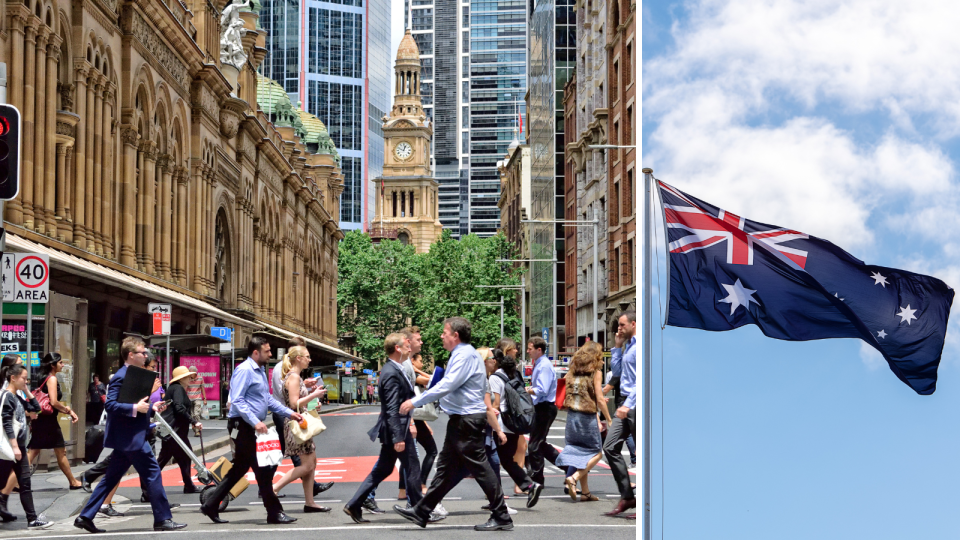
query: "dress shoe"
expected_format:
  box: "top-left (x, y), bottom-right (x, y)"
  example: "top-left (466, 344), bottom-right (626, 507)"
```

top-left (304, 505), bottom-right (331, 513)
top-left (183, 484), bottom-right (199, 494)
top-left (81, 474), bottom-right (93, 493)
top-left (474, 517), bottom-right (514, 531)
top-left (314, 481), bottom-right (335, 495)
top-left (361, 498), bottom-right (385, 514)
top-left (527, 482), bottom-right (543, 508)
top-left (74, 516), bottom-right (106, 534)
top-left (343, 505), bottom-right (369, 524)
top-left (140, 494), bottom-right (150, 503)
top-left (266, 512), bottom-right (297, 524)
top-left (154, 519), bottom-right (187, 531)
top-left (393, 504), bottom-right (427, 528)
top-left (70, 483), bottom-right (84, 490)
top-left (98, 504), bottom-right (124, 517)
top-left (604, 498), bottom-right (636, 517)
top-left (200, 506), bottom-right (228, 524)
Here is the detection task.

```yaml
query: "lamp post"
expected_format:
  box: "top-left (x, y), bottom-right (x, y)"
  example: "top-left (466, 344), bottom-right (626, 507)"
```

top-left (476, 282), bottom-right (525, 362)
top-left (461, 299), bottom-right (505, 338)
top-left (496, 259), bottom-right (556, 365)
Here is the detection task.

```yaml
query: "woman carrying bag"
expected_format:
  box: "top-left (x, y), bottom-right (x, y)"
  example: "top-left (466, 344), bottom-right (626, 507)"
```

top-left (269, 346), bottom-right (329, 512)
top-left (0, 364), bottom-right (51, 528)
top-left (27, 353), bottom-right (82, 490)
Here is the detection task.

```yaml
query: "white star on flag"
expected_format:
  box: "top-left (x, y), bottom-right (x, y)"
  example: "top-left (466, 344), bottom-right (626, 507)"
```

top-left (834, 292), bottom-right (844, 301)
top-left (718, 279), bottom-right (761, 316)
top-left (871, 271), bottom-right (889, 288)
top-left (896, 305), bottom-right (918, 325)
top-left (877, 329), bottom-right (887, 339)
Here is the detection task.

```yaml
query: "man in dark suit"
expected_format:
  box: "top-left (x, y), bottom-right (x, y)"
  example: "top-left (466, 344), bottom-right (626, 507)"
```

top-left (343, 333), bottom-right (422, 523)
top-left (74, 337), bottom-right (186, 534)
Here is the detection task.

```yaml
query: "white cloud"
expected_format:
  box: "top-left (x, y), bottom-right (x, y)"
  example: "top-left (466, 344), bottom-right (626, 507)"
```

top-left (859, 342), bottom-right (886, 371)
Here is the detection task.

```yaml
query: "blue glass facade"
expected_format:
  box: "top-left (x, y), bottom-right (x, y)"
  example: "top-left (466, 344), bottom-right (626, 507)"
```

top-left (261, 0), bottom-right (301, 93)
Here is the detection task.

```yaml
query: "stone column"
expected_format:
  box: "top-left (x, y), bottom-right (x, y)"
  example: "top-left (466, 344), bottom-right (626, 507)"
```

top-left (6, 14), bottom-right (26, 224)
top-left (21, 24), bottom-right (37, 230)
top-left (55, 144), bottom-right (68, 236)
top-left (175, 168), bottom-right (188, 284)
top-left (158, 155), bottom-right (173, 280)
top-left (102, 99), bottom-right (115, 259)
top-left (120, 128), bottom-right (139, 267)
top-left (191, 165), bottom-right (205, 291)
top-left (142, 144), bottom-right (157, 275)
top-left (32, 30), bottom-right (48, 233)
top-left (44, 39), bottom-right (59, 236)
top-left (72, 65), bottom-right (88, 247)
top-left (84, 75), bottom-right (96, 252)
top-left (136, 144), bottom-right (146, 268)
top-left (92, 80), bottom-right (104, 254)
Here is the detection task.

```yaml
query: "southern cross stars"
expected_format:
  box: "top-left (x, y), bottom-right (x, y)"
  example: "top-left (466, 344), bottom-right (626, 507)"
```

top-left (871, 271), bottom-right (889, 288)
top-left (877, 329), bottom-right (887, 339)
top-left (718, 279), bottom-right (761, 316)
top-left (897, 305), bottom-right (918, 325)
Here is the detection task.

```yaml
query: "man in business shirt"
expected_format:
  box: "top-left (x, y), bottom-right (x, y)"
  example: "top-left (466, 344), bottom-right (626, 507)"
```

top-left (525, 336), bottom-right (560, 486)
top-left (200, 336), bottom-right (303, 525)
top-left (343, 334), bottom-right (423, 523)
top-left (395, 317), bottom-right (513, 531)
top-left (603, 311), bottom-right (637, 518)
top-left (74, 337), bottom-right (186, 534)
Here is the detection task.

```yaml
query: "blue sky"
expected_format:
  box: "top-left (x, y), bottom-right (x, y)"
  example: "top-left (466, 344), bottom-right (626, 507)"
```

top-left (643, 2), bottom-right (960, 538)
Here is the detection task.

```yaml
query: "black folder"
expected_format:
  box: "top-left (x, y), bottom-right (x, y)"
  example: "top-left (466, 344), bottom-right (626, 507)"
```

top-left (117, 365), bottom-right (158, 404)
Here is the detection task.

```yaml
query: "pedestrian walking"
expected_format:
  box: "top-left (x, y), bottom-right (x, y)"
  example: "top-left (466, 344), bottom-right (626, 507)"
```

top-left (410, 352), bottom-right (438, 493)
top-left (27, 353), bottom-right (82, 490)
top-left (395, 326), bottom-right (421, 502)
top-left (343, 334), bottom-right (423, 524)
top-left (73, 336), bottom-right (186, 533)
top-left (87, 374), bottom-right (106, 423)
top-left (0, 356), bottom-right (34, 509)
top-left (0, 364), bottom-right (49, 528)
top-left (556, 341), bottom-right (613, 503)
top-left (199, 336), bottom-right (303, 525)
top-left (487, 348), bottom-right (543, 507)
top-left (603, 311), bottom-right (637, 518)
top-left (270, 346), bottom-right (330, 512)
top-left (525, 337), bottom-right (561, 486)
top-left (185, 366), bottom-right (206, 436)
top-left (156, 366), bottom-right (202, 494)
top-left (496, 338), bottom-right (529, 495)
top-left (395, 317), bottom-right (513, 531)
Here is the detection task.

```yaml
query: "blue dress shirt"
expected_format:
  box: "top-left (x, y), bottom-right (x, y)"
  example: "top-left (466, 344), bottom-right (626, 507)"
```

top-left (411, 343), bottom-right (487, 415)
top-left (530, 356), bottom-right (557, 405)
top-left (228, 357), bottom-right (293, 427)
top-left (611, 336), bottom-right (637, 409)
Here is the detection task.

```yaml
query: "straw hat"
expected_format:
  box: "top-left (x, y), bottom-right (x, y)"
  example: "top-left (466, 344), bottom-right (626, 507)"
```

top-left (169, 366), bottom-right (194, 384)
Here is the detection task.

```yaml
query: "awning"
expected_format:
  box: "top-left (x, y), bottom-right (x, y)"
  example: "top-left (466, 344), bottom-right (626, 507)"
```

top-left (5, 233), bottom-right (255, 329)
top-left (256, 320), bottom-right (365, 364)
top-left (124, 333), bottom-right (230, 350)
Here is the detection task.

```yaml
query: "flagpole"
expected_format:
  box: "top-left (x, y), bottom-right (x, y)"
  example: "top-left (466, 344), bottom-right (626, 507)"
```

top-left (642, 167), bottom-right (654, 539)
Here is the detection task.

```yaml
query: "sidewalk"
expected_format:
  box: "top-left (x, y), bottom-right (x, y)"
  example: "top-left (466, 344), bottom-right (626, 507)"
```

top-left (25, 402), bottom-right (368, 522)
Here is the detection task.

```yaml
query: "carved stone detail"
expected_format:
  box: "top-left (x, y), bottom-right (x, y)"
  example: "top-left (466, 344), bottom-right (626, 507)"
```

top-left (121, 127), bottom-right (140, 147)
top-left (220, 109), bottom-right (240, 139)
top-left (56, 121), bottom-right (76, 139)
top-left (131, 11), bottom-right (190, 89)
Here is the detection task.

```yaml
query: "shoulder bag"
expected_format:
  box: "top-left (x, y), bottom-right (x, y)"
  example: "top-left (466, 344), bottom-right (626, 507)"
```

top-left (411, 386), bottom-right (438, 422)
top-left (0, 392), bottom-right (17, 461)
top-left (33, 376), bottom-right (55, 415)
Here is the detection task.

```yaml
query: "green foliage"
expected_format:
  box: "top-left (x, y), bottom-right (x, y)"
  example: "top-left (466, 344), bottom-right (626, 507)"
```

top-left (337, 229), bottom-right (524, 367)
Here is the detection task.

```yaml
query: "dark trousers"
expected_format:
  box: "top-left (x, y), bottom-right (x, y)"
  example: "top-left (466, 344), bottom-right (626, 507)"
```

top-left (603, 408), bottom-right (636, 500)
top-left (495, 431), bottom-right (535, 490)
top-left (271, 412), bottom-right (301, 467)
top-left (79, 441), bottom-right (172, 523)
top-left (0, 452), bottom-right (36, 521)
top-left (202, 418), bottom-right (284, 517)
top-left (413, 413), bottom-right (509, 523)
top-left (528, 402), bottom-right (560, 484)
top-left (83, 452), bottom-right (148, 494)
top-left (157, 432), bottom-right (195, 487)
top-left (398, 419), bottom-right (438, 490)
top-left (346, 430), bottom-right (422, 512)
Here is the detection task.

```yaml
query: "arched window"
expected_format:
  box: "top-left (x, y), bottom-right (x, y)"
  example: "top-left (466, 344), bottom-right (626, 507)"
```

top-left (215, 210), bottom-right (231, 302)
top-left (397, 231), bottom-right (410, 245)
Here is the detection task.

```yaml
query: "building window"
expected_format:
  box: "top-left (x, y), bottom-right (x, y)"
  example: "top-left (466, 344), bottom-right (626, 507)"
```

top-left (625, 169), bottom-right (633, 218)
top-left (393, 191), bottom-right (398, 217)
top-left (626, 106), bottom-right (633, 145)
top-left (612, 60), bottom-right (619, 102)
top-left (398, 231), bottom-right (410, 245)
top-left (614, 246), bottom-right (621, 290)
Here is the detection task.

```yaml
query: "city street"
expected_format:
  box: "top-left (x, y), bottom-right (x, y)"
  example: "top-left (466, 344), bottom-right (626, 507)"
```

top-left (0, 406), bottom-right (636, 538)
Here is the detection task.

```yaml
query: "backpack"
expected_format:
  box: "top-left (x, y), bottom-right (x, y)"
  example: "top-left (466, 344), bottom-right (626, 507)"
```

top-left (494, 372), bottom-right (535, 434)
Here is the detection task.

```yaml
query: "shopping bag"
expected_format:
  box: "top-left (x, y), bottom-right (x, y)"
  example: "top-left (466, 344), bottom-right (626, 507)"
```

top-left (200, 405), bottom-right (210, 420)
top-left (288, 411), bottom-right (326, 443)
top-left (0, 392), bottom-right (14, 461)
top-left (255, 427), bottom-right (283, 467)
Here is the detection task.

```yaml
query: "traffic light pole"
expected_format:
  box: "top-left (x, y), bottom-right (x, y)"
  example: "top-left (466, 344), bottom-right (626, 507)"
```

top-left (0, 62), bottom-right (7, 337)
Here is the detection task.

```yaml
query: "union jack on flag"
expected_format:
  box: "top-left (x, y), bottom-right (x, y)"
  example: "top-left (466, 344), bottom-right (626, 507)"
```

top-left (659, 180), bottom-right (954, 395)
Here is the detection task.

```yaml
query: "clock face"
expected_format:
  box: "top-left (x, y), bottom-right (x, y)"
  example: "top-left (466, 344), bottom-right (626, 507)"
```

top-left (395, 142), bottom-right (413, 160)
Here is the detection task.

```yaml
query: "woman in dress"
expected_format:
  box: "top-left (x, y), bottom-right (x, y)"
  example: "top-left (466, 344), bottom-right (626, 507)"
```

top-left (556, 341), bottom-right (612, 502)
top-left (0, 364), bottom-right (50, 528)
top-left (270, 346), bottom-right (329, 512)
top-left (27, 353), bottom-right (82, 489)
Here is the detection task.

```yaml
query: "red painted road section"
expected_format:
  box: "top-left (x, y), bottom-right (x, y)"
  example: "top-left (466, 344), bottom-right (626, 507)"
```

top-left (119, 456), bottom-right (399, 487)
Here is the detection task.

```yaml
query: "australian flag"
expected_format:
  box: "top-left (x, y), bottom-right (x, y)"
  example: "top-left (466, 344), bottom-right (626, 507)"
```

top-left (660, 180), bottom-right (954, 395)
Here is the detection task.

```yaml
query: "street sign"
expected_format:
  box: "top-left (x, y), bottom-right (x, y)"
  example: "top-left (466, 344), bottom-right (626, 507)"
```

top-left (148, 303), bottom-right (172, 335)
top-left (346, 361), bottom-right (352, 368)
top-left (0, 343), bottom-right (17, 353)
top-left (335, 361), bottom-right (343, 368)
top-left (210, 326), bottom-right (233, 352)
top-left (0, 104), bottom-right (22, 201)
top-left (4, 253), bottom-right (49, 303)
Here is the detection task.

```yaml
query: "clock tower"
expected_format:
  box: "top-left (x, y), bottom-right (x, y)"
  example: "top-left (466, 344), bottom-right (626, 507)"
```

top-left (371, 29), bottom-right (442, 253)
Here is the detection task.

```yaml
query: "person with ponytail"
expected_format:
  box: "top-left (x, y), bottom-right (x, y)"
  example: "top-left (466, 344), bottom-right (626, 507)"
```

top-left (27, 353), bottom-right (82, 490)
top-left (0, 364), bottom-right (50, 528)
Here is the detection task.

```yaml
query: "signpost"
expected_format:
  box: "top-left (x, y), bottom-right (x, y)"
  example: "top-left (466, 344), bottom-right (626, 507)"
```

top-left (0, 253), bottom-right (49, 380)
top-left (149, 303), bottom-right (172, 382)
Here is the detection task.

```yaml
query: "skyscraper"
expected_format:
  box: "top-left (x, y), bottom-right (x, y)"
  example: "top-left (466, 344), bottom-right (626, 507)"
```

top-left (260, 0), bottom-right (391, 232)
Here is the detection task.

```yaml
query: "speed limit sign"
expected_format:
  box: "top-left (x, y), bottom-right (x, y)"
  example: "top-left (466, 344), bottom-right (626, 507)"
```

top-left (9, 253), bottom-right (49, 303)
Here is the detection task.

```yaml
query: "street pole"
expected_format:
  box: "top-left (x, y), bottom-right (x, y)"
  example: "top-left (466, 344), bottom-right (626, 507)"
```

top-left (641, 167), bottom-right (654, 540)
top-left (520, 276), bottom-right (526, 367)
top-left (0, 63), bottom-right (7, 351)
top-left (26, 302), bottom-right (31, 378)
top-left (551, 247), bottom-right (557, 357)
top-left (500, 295), bottom-right (504, 338)
top-left (593, 206), bottom-right (599, 343)
top-left (166, 334), bottom-right (171, 385)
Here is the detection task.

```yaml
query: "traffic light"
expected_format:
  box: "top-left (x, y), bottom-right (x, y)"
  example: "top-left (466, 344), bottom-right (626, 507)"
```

top-left (0, 104), bottom-right (21, 201)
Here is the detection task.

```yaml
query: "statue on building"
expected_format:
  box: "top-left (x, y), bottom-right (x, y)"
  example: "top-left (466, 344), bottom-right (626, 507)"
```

top-left (220, 0), bottom-right (251, 70)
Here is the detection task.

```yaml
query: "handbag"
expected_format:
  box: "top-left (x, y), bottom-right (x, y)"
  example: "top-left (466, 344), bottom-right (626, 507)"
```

top-left (412, 386), bottom-right (439, 422)
top-left (34, 376), bottom-right (54, 415)
top-left (255, 427), bottom-right (283, 467)
top-left (288, 409), bottom-right (326, 443)
top-left (555, 377), bottom-right (567, 410)
top-left (200, 404), bottom-right (210, 420)
top-left (0, 392), bottom-right (16, 462)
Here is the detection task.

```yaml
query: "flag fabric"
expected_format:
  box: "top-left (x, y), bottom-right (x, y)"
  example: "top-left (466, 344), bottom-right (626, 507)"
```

top-left (660, 180), bottom-right (954, 395)
top-left (518, 112), bottom-right (523, 136)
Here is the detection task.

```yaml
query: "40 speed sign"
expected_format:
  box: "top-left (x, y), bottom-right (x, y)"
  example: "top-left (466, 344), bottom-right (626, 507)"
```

top-left (1, 253), bottom-right (50, 303)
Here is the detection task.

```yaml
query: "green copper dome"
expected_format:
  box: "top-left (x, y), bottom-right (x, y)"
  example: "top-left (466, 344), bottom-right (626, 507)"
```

top-left (257, 74), bottom-right (305, 140)
top-left (294, 104), bottom-right (341, 164)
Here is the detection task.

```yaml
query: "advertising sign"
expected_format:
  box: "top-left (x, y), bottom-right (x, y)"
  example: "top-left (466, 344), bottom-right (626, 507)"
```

top-left (2, 323), bottom-right (42, 366)
top-left (322, 374), bottom-right (340, 401)
top-left (180, 355), bottom-right (220, 417)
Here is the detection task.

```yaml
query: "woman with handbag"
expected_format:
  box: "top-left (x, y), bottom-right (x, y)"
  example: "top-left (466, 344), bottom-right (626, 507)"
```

top-left (495, 338), bottom-right (530, 496)
top-left (410, 353), bottom-right (439, 493)
top-left (270, 346), bottom-right (330, 513)
top-left (0, 364), bottom-right (51, 528)
top-left (27, 353), bottom-right (82, 490)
